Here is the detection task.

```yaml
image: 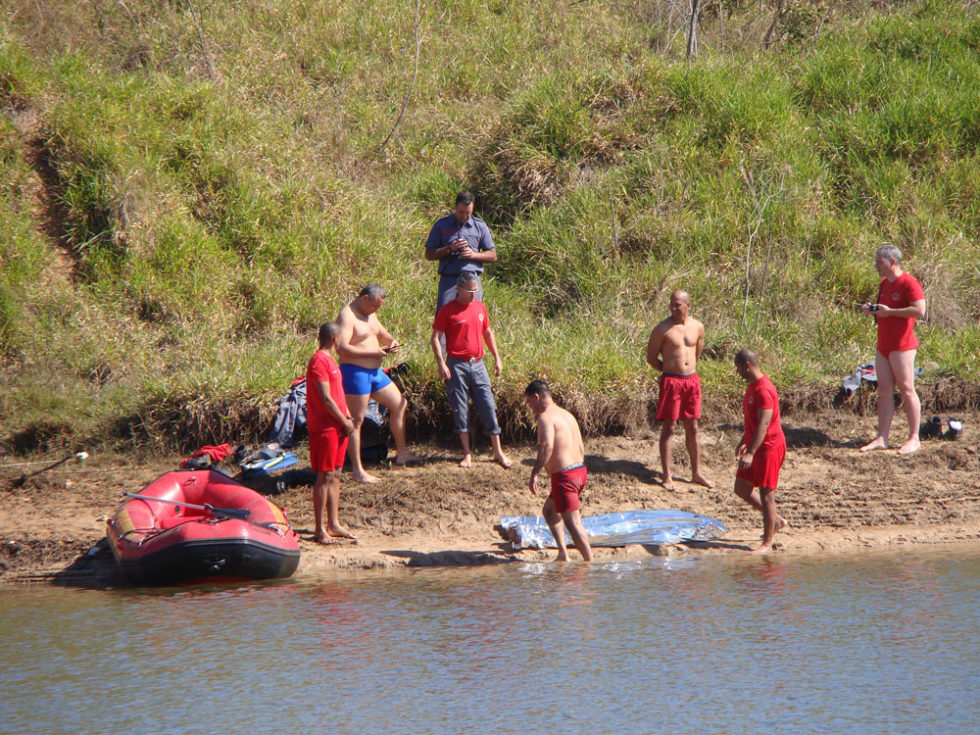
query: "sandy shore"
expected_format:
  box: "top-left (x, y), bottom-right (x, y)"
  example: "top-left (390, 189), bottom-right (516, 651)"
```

top-left (2, 410), bottom-right (978, 586)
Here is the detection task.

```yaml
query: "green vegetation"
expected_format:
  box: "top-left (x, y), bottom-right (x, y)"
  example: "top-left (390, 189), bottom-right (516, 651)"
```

top-left (1, 0), bottom-right (978, 450)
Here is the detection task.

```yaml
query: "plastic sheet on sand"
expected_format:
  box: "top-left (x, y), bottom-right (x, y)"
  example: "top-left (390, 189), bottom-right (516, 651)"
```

top-left (498, 510), bottom-right (728, 550)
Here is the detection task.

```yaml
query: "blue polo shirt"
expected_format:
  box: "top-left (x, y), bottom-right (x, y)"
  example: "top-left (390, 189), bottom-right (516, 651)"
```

top-left (425, 213), bottom-right (495, 277)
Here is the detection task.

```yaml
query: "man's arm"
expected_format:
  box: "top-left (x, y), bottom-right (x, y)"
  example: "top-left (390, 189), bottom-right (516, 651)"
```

top-left (737, 407), bottom-right (773, 469)
top-left (875, 298), bottom-right (926, 320)
top-left (645, 326), bottom-right (665, 371)
top-left (484, 325), bottom-right (503, 377)
top-left (313, 380), bottom-right (354, 435)
top-left (529, 419), bottom-right (554, 494)
top-left (431, 329), bottom-right (451, 380)
top-left (695, 322), bottom-right (705, 362)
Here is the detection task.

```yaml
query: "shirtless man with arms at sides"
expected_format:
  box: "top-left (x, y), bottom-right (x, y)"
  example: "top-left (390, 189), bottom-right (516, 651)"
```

top-left (525, 380), bottom-right (593, 562)
top-left (336, 283), bottom-right (422, 483)
top-left (646, 290), bottom-right (713, 491)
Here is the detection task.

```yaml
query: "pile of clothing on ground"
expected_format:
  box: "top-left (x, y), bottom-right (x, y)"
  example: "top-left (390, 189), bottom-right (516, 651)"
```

top-left (176, 366), bottom-right (408, 493)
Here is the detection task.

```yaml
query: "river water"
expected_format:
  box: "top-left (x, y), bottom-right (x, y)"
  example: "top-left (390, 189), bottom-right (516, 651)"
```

top-left (1, 548), bottom-right (977, 735)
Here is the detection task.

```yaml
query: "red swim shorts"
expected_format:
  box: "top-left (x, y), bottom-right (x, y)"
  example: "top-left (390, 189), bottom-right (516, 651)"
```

top-left (736, 441), bottom-right (786, 490)
top-left (309, 429), bottom-right (348, 473)
top-left (656, 373), bottom-right (702, 421)
top-left (550, 464), bottom-right (588, 513)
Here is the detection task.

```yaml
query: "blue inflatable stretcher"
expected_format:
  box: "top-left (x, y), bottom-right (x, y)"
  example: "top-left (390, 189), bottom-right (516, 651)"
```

top-left (499, 510), bottom-right (728, 550)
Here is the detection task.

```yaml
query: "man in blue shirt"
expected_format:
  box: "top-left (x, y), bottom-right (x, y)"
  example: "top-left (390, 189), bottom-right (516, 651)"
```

top-left (424, 191), bottom-right (497, 311)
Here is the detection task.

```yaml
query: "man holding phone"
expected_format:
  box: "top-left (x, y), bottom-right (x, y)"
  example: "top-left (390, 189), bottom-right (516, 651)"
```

top-left (424, 191), bottom-right (497, 312)
top-left (857, 243), bottom-right (926, 456)
top-left (336, 283), bottom-right (421, 483)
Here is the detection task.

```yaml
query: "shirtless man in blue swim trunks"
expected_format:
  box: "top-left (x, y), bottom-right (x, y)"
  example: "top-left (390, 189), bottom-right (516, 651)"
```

top-left (336, 284), bottom-right (422, 483)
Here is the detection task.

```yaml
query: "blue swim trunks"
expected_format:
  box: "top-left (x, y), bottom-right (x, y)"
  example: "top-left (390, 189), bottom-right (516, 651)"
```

top-left (340, 364), bottom-right (392, 396)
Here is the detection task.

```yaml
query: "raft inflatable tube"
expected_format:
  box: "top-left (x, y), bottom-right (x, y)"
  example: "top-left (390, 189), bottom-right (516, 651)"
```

top-left (107, 470), bottom-right (300, 585)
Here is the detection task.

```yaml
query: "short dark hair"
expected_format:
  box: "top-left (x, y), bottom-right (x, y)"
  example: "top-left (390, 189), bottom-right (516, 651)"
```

top-left (455, 191), bottom-right (475, 206)
top-left (318, 322), bottom-right (340, 347)
top-left (734, 348), bottom-right (758, 367)
top-left (524, 379), bottom-right (551, 397)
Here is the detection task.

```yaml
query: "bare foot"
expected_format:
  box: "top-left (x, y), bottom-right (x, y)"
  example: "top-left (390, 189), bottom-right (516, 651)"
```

top-left (554, 552), bottom-right (569, 562)
top-left (351, 470), bottom-right (381, 484)
top-left (458, 455), bottom-right (473, 468)
top-left (660, 474), bottom-right (675, 491)
top-left (312, 531), bottom-right (340, 545)
top-left (860, 436), bottom-right (889, 452)
top-left (395, 452), bottom-right (425, 466)
top-left (493, 454), bottom-right (512, 469)
top-left (751, 542), bottom-right (775, 554)
top-left (691, 473), bottom-right (714, 489)
top-left (898, 438), bottom-right (920, 456)
top-left (775, 516), bottom-right (789, 534)
top-left (326, 524), bottom-right (357, 541)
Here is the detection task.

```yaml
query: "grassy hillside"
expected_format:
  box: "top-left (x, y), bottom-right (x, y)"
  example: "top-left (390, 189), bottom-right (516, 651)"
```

top-left (1, 0), bottom-right (979, 451)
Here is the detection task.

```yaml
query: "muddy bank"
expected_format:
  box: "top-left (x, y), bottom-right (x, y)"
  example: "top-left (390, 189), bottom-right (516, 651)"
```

top-left (1, 410), bottom-right (978, 587)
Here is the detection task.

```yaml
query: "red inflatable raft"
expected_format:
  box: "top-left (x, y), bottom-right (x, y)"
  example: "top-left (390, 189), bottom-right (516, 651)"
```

top-left (107, 470), bottom-right (300, 585)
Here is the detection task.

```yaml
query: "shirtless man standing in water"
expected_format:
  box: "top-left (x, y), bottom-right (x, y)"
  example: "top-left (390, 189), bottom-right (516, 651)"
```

top-left (525, 380), bottom-right (593, 562)
top-left (646, 290), bottom-right (713, 491)
top-left (336, 284), bottom-right (422, 483)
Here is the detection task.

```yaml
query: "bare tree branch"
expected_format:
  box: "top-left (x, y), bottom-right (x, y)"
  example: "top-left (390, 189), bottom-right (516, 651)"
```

top-left (378, 0), bottom-right (423, 153)
top-left (186, 0), bottom-right (217, 80)
top-left (687, 0), bottom-right (701, 58)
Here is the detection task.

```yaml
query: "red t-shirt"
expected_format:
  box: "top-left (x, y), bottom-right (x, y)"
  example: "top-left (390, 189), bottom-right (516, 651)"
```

top-left (742, 375), bottom-right (785, 450)
top-left (432, 300), bottom-right (490, 360)
top-left (876, 272), bottom-right (924, 353)
top-left (306, 350), bottom-right (348, 433)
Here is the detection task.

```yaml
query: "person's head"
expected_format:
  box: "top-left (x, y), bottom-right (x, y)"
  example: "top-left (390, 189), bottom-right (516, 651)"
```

top-left (318, 321), bottom-right (340, 349)
top-left (453, 191), bottom-right (476, 225)
top-left (524, 379), bottom-right (552, 414)
top-left (668, 289), bottom-right (691, 322)
top-left (455, 272), bottom-right (480, 304)
top-left (875, 243), bottom-right (903, 277)
top-left (734, 348), bottom-right (761, 381)
top-left (356, 283), bottom-right (387, 314)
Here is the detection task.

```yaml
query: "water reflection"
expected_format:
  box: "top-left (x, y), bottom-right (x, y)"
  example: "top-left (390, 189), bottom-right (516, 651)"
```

top-left (1, 548), bottom-right (978, 734)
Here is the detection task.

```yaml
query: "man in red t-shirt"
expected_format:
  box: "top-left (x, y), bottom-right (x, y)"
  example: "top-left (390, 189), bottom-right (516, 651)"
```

top-left (431, 273), bottom-right (510, 468)
top-left (306, 322), bottom-right (356, 544)
top-left (858, 244), bottom-right (926, 456)
top-left (733, 349), bottom-right (788, 553)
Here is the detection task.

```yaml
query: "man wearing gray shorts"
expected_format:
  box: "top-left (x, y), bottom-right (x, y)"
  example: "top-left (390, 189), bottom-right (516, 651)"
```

top-left (430, 273), bottom-right (511, 469)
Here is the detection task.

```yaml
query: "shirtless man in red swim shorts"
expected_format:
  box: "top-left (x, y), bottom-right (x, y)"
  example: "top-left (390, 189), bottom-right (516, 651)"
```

top-left (525, 380), bottom-right (593, 562)
top-left (733, 349), bottom-right (788, 553)
top-left (858, 244), bottom-right (926, 456)
top-left (646, 290), bottom-right (713, 491)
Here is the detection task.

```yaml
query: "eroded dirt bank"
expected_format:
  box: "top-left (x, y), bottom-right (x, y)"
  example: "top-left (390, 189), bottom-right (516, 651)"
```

top-left (1, 410), bottom-right (978, 587)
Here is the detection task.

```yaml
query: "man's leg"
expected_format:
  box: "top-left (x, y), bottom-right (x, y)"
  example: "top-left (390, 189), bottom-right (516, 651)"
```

top-left (372, 381), bottom-right (422, 465)
top-left (683, 417), bottom-right (713, 488)
top-left (889, 349), bottom-right (920, 455)
top-left (346, 392), bottom-right (379, 483)
top-left (542, 496), bottom-right (569, 561)
top-left (457, 432), bottom-right (473, 468)
top-left (447, 360), bottom-right (473, 467)
top-left (659, 421), bottom-right (676, 490)
top-left (313, 471), bottom-right (330, 543)
top-left (861, 350), bottom-right (895, 451)
top-left (489, 434), bottom-right (511, 468)
top-left (325, 469), bottom-right (356, 540)
top-left (753, 487), bottom-right (778, 553)
top-left (734, 477), bottom-right (787, 535)
top-left (469, 361), bottom-right (510, 468)
top-left (562, 509), bottom-right (594, 562)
